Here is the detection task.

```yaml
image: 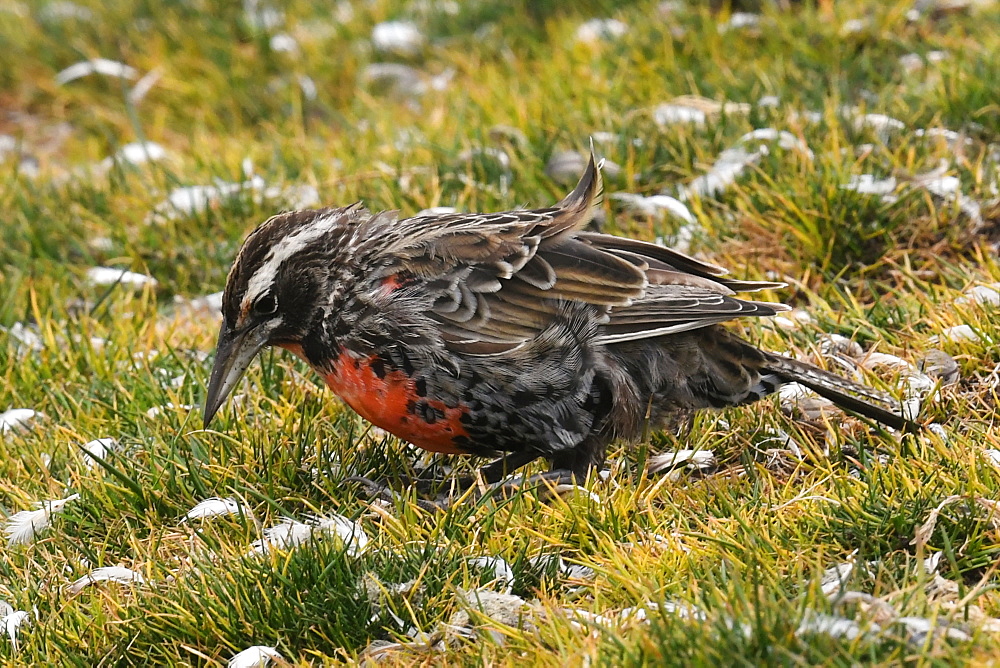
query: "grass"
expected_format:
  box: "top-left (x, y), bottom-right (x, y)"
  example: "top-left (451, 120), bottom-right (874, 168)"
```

top-left (2, 0), bottom-right (1000, 664)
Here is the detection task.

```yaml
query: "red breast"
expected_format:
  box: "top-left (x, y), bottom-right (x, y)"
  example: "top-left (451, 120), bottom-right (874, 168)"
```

top-left (279, 343), bottom-right (470, 454)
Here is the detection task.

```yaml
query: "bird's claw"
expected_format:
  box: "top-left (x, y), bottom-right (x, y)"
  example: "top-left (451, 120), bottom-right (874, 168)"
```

top-left (488, 469), bottom-right (578, 500)
top-left (345, 469), bottom-right (582, 511)
top-left (344, 475), bottom-right (395, 501)
top-left (344, 474), bottom-right (465, 512)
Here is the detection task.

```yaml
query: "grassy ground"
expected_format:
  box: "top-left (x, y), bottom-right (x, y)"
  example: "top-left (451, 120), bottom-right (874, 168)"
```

top-left (2, 0), bottom-right (1000, 664)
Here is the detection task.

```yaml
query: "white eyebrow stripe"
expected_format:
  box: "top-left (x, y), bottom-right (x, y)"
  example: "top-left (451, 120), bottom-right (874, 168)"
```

top-left (242, 212), bottom-right (340, 309)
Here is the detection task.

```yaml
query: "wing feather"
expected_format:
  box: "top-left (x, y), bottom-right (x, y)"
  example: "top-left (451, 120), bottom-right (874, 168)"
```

top-left (367, 145), bottom-right (787, 350)
top-left (515, 255), bottom-right (557, 290)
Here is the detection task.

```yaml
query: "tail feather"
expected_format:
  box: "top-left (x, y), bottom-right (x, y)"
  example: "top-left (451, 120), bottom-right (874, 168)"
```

top-left (764, 354), bottom-right (918, 432)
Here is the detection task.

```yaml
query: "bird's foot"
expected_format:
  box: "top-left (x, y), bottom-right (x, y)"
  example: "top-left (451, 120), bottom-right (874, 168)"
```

top-left (489, 469), bottom-right (580, 500)
top-left (344, 454), bottom-right (568, 511)
top-left (343, 475), bottom-right (395, 502)
top-left (424, 469), bottom-right (584, 510)
top-left (411, 473), bottom-right (476, 496)
top-left (345, 475), bottom-right (456, 512)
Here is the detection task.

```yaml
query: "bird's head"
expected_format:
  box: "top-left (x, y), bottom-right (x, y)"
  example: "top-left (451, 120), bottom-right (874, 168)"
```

top-left (203, 207), bottom-right (355, 428)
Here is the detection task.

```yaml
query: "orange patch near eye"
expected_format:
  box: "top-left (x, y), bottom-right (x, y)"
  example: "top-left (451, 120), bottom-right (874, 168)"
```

top-left (281, 346), bottom-right (470, 455)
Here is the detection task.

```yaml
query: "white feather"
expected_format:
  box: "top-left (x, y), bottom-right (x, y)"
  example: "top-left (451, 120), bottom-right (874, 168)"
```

top-left (145, 403), bottom-right (196, 418)
top-left (314, 514), bottom-right (369, 556)
top-left (648, 449), bottom-right (716, 475)
top-left (610, 193), bottom-right (695, 223)
top-left (796, 610), bottom-right (871, 641)
top-left (5, 494), bottom-right (80, 546)
top-left (81, 437), bottom-right (117, 467)
top-left (67, 566), bottom-right (146, 595)
top-left (0, 408), bottom-right (38, 434)
top-left (55, 58), bottom-right (137, 85)
top-left (249, 514), bottom-right (369, 556)
top-left (249, 519), bottom-right (312, 555)
top-left (182, 497), bottom-right (244, 521)
top-left (228, 645), bottom-right (282, 668)
top-left (1, 610), bottom-right (30, 651)
top-left (85, 266), bottom-right (158, 289)
top-left (467, 556), bottom-right (515, 595)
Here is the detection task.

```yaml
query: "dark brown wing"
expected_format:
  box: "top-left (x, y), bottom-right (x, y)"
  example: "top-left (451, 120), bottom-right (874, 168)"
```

top-left (377, 149), bottom-right (787, 349)
top-left (579, 233), bottom-right (788, 344)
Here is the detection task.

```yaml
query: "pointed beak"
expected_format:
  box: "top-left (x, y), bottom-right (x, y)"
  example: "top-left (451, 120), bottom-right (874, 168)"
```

top-left (203, 321), bottom-right (271, 428)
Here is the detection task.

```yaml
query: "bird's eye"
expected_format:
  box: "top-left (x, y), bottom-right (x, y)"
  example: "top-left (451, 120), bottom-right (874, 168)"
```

top-left (253, 293), bottom-right (278, 316)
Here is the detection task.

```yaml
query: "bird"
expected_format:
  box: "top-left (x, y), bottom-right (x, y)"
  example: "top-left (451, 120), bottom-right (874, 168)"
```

top-left (203, 148), bottom-right (913, 497)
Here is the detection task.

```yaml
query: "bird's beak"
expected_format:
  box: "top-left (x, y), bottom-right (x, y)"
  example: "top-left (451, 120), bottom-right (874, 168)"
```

top-left (203, 321), bottom-right (271, 428)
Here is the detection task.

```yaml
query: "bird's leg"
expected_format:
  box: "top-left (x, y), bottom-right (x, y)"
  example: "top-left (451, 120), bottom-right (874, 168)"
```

top-left (343, 475), bottom-right (396, 501)
top-left (356, 456), bottom-right (590, 513)
top-left (408, 470), bottom-right (576, 510)
top-left (343, 462), bottom-right (451, 497)
top-left (344, 476), bottom-right (450, 513)
top-left (346, 451), bottom-right (541, 505)
top-left (426, 449), bottom-right (600, 510)
top-left (488, 469), bottom-right (579, 499)
top-left (474, 442), bottom-right (605, 503)
top-left (412, 450), bottom-right (541, 494)
top-left (421, 468), bottom-right (583, 512)
top-left (477, 450), bottom-right (543, 484)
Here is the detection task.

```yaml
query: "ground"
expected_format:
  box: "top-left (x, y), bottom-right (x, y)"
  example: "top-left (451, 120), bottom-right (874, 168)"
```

top-left (2, 0), bottom-right (1000, 665)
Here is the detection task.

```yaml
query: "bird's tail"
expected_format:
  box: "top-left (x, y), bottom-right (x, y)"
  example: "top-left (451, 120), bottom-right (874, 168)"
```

top-left (762, 353), bottom-right (917, 432)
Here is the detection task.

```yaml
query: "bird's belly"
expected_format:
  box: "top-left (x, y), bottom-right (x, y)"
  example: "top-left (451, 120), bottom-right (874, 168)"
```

top-left (280, 344), bottom-right (469, 454)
